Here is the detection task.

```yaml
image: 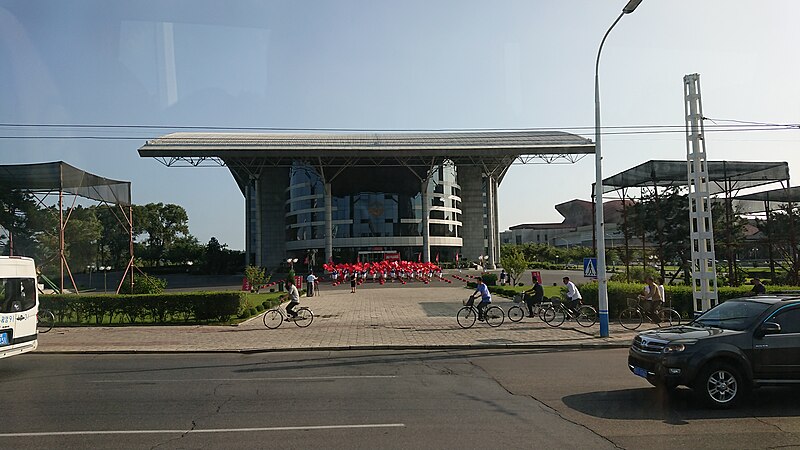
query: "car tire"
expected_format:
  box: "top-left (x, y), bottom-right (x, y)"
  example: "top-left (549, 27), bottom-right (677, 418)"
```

top-left (694, 362), bottom-right (747, 409)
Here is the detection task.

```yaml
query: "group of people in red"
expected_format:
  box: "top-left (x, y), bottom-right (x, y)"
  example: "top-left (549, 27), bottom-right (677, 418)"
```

top-left (322, 260), bottom-right (445, 289)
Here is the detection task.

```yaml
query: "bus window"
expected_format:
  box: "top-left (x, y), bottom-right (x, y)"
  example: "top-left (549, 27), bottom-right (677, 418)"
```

top-left (1, 278), bottom-right (37, 313)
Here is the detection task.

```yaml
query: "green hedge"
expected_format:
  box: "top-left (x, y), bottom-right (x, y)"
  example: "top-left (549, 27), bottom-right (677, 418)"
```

top-left (40, 291), bottom-right (249, 325)
top-left (576, 282), bottom-right (800, 318)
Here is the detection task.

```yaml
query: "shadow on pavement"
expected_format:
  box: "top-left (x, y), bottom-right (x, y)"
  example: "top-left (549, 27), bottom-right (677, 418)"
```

top-left (419, 302), bottom-right (460, 317)
top-left (562, 386), bottom-right (800, 422)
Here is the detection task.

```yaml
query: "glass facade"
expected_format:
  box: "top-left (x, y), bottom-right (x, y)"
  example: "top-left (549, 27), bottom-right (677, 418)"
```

top-left (285, 161), bottom-right (462, 248)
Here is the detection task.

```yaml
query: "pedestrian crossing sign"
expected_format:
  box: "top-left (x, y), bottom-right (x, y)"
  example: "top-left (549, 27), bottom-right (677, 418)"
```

top-left (583, 258), bottom-right (598, 278)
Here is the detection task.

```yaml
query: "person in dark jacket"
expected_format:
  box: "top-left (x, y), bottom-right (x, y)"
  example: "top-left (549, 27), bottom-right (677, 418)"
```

top-left (751, 278), bottom-right (766, 295)
top-left (523, 279), bottom-right (544, 318)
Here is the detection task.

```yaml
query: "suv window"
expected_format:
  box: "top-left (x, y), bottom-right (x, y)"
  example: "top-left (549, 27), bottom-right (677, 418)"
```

top-left (693, 300), bottom-right (772, 331)
top-left (768, 306), bottom-right (800, 334)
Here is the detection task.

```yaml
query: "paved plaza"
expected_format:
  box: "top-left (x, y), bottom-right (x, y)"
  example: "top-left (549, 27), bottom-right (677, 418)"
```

top-left (36, 282), bottom-right (648, 353)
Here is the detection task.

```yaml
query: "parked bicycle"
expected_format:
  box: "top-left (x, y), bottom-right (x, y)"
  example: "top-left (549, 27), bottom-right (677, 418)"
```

top-left (542, 296), bottom-right (597, 328)
top-left (457, 299), bottom-right (505, 328)
top-left (37, 308), bottom-right (55, 333)
top-left (507, 294), bottom-right (550, 323)
top-left (618, 298), bottom-right (681, 330)
top-left (263, 305), bottom-right (314, 329)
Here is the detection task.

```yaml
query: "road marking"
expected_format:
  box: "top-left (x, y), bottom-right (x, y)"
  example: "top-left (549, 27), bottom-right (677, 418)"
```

top-left (90, 375), bottom-right (397, 383)
top-left (0, 423), bottom-right (406, 438)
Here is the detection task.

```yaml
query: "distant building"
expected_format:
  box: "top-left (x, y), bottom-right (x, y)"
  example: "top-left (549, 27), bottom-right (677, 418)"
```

top-left (500, 199), bottom-right (631, 248)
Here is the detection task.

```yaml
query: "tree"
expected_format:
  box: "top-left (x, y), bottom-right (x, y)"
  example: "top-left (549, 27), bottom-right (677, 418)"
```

top-left (134, 203), bottom-right (190, 266)
top-left (0, 186), bottom-right (41, 257)
top-left (499, 244), bottom-right (528, 286)
top-left (756, 204), bottom-right (800, 285)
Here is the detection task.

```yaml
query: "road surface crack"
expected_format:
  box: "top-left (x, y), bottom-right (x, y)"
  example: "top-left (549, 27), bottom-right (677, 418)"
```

top-left (755, 416), bottom-right (787, 433)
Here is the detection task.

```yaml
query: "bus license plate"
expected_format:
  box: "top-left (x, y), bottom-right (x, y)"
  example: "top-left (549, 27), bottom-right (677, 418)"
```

top-left (633, 366), bottom-right (648, 378)
top-left (0, 332), bottom-right (9, 346)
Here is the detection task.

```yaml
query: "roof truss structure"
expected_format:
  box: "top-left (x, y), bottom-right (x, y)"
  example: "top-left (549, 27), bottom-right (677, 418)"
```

top-left (138, 131), bottom-right (595, 179)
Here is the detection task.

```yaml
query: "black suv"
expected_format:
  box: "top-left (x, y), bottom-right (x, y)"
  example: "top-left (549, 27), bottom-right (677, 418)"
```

top-left (628, 295), bottom-right (800, 408)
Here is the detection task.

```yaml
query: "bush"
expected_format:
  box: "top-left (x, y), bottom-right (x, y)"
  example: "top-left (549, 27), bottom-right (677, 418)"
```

top-left (248, 307), bottom-right (257, 316)
top-left (245, 265), bottom-right (267, 293)
top-left (576, 281), bottom-right (800, 318)
top-left (256, 304), bottom-right (264, 312)
top-left (40, 291), bottom-right (247, 325)
top-left (480, 273), bottom-right (498, 286)
top-left (118, 274), bottom-right (168, 295)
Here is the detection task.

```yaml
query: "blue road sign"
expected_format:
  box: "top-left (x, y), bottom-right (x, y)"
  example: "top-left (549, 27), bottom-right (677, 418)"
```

top-left (583, 258), bottom-right (598, 278)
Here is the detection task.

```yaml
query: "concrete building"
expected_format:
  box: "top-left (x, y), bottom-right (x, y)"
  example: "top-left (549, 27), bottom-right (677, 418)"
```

top-left (138, 131), bottom-right (593, 269)
top-left (501, 199), bottom-right (630, 248)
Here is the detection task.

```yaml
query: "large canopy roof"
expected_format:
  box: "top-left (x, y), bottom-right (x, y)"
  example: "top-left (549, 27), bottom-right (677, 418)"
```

top-left (734, 186), bottom-right (800, 213)
top-left (137, 131), bottom-right (595, 169)
top-left (0, 161), bottom-right (131, 206)
top-left (600, 160), bottom-right (789, 195)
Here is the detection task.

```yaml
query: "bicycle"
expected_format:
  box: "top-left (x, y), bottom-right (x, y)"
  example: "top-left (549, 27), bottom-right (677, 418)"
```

top-left (262, 305), bottom-right (314, 329)
top-left (457, 299), bottom-right (505, 328)
top-left (507, 294), bottom-right (550, 323)
top-left (618, 298), bottom-right (681, 330)
top-left (37, 308), bottom-right (55, 333)
top-left (542, 297), bottom-right (597, 328)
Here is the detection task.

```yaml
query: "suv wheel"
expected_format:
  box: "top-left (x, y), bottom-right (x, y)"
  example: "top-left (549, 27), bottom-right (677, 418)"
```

top-left (694, 363), bottom-right (746, 409)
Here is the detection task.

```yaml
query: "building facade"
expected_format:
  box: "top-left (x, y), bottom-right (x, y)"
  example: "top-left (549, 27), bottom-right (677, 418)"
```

top-left (138, 131), bottom-right (594, 269)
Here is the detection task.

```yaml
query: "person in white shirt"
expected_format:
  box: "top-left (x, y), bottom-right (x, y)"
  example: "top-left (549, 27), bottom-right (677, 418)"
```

top-left (306, 272), bottom-right (317, 297)
top-left (638, 276), bottom-right (663, 322)
top-left (286, 279), bottom-right (300, 320)
top-left (562, 276), bottom-right (582, 314)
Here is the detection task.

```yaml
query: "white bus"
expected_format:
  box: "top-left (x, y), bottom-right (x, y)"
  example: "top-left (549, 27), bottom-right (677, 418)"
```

top-left (0, 256), bottom-right (39, 359)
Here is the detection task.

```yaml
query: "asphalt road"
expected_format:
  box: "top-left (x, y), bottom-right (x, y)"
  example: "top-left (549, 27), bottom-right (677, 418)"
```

top-left (1, 349), bottom-right (798, 449)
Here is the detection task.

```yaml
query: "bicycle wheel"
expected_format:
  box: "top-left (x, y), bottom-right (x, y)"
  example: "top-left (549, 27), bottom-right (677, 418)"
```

top-left (658, 308), bottom-right (681, 327)
top-left (538, 303), bottom-right (550, 321)
top-left (507, 305), bottom-right (524, 322)
top-left (618, 308), bottom-right (642, 330)
top-left (576, 305), bottom-right (598, 327)
top-left (294, 307), bottom-right (314, 328)
top-left (543, 306), bottom-right (565, 327)
top-left (457, 306), bottom-right (477, 329)
top-left (37, 309), bottom-right (55, 333)
top-left (485, 306), bottom-right (505, 327)
top-left (263, 309), bottom-right (283, 329)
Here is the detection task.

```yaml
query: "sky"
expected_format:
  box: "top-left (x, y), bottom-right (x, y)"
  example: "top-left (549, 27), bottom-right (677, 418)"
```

top-left (1, 0), bottom-right (798, 250)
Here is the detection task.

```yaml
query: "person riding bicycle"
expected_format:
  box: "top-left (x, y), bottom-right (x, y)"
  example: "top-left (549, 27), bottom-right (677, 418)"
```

top-left (522, 278), bottom-right (544, 318)
top-left (286, 278), bottom-right (301, 320)
top-left (562, 276), bottom-right (582, 315)
top-left (638, 276), bottom-right (662, 322)
top-left (467, 276), bottom-right (492, 321)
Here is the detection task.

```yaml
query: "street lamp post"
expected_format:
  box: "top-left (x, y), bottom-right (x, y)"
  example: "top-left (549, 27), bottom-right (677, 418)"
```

top-left (595, 0), bottom-right (643, 338)
top-left (287, 258), bottom-right (298, 271)
top-left (100, 266), bottom-right (111, 293)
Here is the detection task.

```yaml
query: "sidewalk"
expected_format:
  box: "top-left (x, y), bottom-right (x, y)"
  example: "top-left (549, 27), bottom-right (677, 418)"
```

top-left (36, 283), bottom-right (646, 353)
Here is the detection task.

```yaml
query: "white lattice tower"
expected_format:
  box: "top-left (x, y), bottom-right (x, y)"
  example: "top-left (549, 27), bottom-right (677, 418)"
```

top-left (684, 73), bottom-right (718, 313)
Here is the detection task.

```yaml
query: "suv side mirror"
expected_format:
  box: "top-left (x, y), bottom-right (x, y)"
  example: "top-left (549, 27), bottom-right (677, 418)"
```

top-left (756, 321), bottom-right (781, 338)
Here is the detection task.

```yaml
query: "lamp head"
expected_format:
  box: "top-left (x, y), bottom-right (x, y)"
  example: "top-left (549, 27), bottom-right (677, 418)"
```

top-left (622, 0), bottom-right (642, 14)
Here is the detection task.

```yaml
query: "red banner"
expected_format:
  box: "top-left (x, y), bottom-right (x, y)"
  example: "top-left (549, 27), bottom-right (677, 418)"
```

top-left (242, 277), bottom-right (251, 291)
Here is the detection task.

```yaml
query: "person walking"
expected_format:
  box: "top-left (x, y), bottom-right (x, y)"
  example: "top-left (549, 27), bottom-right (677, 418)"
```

top-left (499, 269), bottom-right (506, 286)
top-left (306, 272), bottom-right (318, 297)
top-left (350, 272), bottom-right (357, 293)
top-left (751, 277), bottom-right (766, 295)
top-left (523, 278), bottom-right (544, 318)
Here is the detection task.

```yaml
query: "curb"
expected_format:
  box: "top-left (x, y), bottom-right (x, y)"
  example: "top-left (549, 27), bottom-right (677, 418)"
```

top-left (33, 342), bottom-right (631, 355)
